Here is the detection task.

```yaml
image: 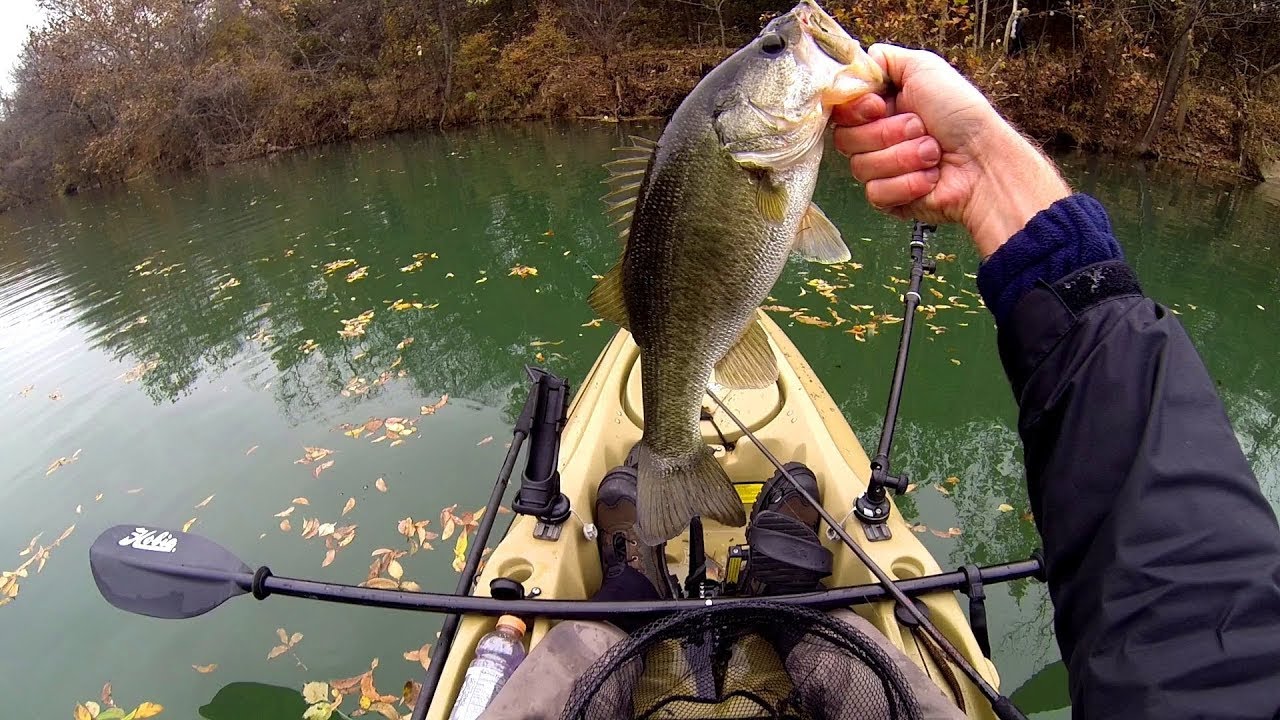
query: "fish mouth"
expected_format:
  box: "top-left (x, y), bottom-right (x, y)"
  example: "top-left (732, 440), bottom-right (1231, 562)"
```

top-left (792, 0), bottom-right (888, 102)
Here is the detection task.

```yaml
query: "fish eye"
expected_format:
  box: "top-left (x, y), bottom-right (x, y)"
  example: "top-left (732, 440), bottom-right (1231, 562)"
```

top-left (760, 32), bottom-right (787, 55)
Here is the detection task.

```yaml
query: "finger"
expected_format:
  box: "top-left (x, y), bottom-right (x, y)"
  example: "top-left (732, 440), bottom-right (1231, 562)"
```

top-left (868, 43), bottom-right (944, 88)
top-left (832, 94), bottom-right (886, 126)
top-left (848, 136), bottom-right (940, 182)
top-left (865, 167), bottom-right (940, 209)
top-left (833, 113), bottom-right (925, 157)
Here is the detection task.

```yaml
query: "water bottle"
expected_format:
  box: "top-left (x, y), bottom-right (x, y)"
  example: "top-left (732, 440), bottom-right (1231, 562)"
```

top-left (447, 615), bottom-right (528, 720)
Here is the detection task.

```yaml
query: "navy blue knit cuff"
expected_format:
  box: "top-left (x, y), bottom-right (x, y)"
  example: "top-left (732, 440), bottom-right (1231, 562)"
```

top-left (976, 194), bottom-right (1123, 325)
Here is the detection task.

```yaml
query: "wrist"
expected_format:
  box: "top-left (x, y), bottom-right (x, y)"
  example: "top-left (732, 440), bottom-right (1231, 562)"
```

top-left (963, 124), bottom-right (1070, 258)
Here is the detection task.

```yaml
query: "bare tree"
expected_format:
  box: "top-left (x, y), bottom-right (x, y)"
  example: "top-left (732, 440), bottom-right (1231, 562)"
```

top-left (561, 0), bottom-right (637, 115)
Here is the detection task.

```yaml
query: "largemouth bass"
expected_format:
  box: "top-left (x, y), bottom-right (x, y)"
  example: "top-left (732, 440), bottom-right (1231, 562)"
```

top-left (589, 1), bottom-right (886, 545)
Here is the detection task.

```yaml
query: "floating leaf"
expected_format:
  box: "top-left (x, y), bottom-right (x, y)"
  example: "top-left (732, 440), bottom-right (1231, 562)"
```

top-left (343, 498), bottom-right (356, 516)
top-left (945, 476), bottom-right (960, 486)
top-left (193, 664), bottom-right (218, 674)
top-left (302, 682), bottom-right (330, 705)
top-left (375, 478), bottom-right (388, 493)
top-left (932, 483), bottom-right (951, 496)
top-left (314, 460), bottom-right (335, 478)
top-left (904, 483), bottom-right (917, 494)
top-left (950, 358), bottom-right (962, 365)
top-left (102, 683), bottom-right (114, 708)
top-left (293, 497), bottom-right (310, 505)
top-left (75, 704), bottom-right (93, 720)
top-left (509, 265), bottom-right (539, 278)
top-left (365, 577), bottom-right (399, 589)
top-left (396, 337), bottom-right (414, 351)
top-left (182, 517), bottom-right (198, 532)
top-left (268, 644), bottom-right (290, 660)
top-left (345, 266), bottom-right (369, 283)
top-left (452, 530), bottom-right (469, 573)
top-left (275, 506), bottom-right (296, 518)
top-left (387, 560), bottom-right (404, 580)
top-left (580, 318), bottom-right (602, 328)
top-left (280, 519), bottom-right (292, 532)
top-left (303, 702), bottom-right (334, 720)
top-left (195, 495), bottom-right (215, 509)
top-left (476, 436), bottom-right (493, 447)
top-left (245, 445), bottom-right (259, 455)
top-left (322, 549), bottom-right (336, 567)
top-left (475, 276), bottom-right (488, 284)
top-left (998, 503), bottom-right (1015, 513)
top-left (133, 701), bottom-right (164, 718)
top-left (322, 259), bottom-right (357, 275)
top-left (318, 522), bottom-right (336, 536)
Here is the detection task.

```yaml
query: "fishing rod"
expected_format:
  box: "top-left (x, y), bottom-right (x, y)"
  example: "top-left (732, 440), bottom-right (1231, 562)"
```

top-left (705, 388), bottom-right (1027, 720)
top-left (855, 220), bottom-right (936, 539)
top-left (410, 366), bottom-right (567, 720)
top-left (89, 522), bottom-right (1041, 618)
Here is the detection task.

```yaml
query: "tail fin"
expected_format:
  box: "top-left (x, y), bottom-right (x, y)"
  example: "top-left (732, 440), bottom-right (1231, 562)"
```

top-left (635, 443), bottom-right (746, 546)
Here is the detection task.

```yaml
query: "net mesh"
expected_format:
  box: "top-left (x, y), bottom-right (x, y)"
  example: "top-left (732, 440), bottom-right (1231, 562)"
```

top-left (562, 601), bottom-right (922, 720)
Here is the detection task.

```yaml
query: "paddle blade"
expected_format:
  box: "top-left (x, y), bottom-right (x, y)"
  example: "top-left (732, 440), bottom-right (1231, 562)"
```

top-left (90, 525), bottom-right (253, 619)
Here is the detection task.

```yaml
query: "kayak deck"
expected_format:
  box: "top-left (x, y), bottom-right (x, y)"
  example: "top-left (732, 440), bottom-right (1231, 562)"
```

top-left (427, 312), bottom-right (1000, 719)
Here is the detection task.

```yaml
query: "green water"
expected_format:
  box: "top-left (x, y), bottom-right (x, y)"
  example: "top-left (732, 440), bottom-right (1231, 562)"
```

top-left (2, 122), bottom-right (1278, 719)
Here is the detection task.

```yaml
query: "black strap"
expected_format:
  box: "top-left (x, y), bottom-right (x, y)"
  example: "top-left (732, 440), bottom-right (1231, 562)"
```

top-left (748, 514), bottom-right (833, 574)
top-left (961, 564), bottom-right (991, 658)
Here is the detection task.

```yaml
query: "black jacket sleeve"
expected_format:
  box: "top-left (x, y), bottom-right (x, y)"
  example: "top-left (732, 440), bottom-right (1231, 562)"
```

top-left (996, 257), bottom-right (1280, 718)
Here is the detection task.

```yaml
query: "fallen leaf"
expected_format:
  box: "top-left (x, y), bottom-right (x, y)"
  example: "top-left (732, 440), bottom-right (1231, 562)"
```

top-left (375, 478), bottom-right (387, 493)
top-left (580, 318), bottom-right (602, 328)
top-left (182, 517), bottom-right (198, 532)
top-left (998, 503), bottom-right (1015, 513)
top-left (275, 506), bottom-right (296, 518)
top-left (268, 644), bottom-right (290, 660)
top-left (322, 549), bottom-right (336, 567)
top-left (302, 681), bottom-right (330, 705)
top-left (126, 487), bottom-right (143, 494)
top-left (950, 358), bottom-right (962, 365)
top-left (388, 560), bottom-right (404, 580)
top-left (318, 522), bottom-right (336, 536)
top-left (133, 702), bottom-right (164, 718)
top-left (933, 483), bottom-right (951, 496)
top-left (945, 476), bottom-right (960, 485)
top-left (476, 436), bottom-right (493, 447)
top-left (75, 704), bottom-right (93, 720)
top-left (344, 426), bottom-right (365, 439)
top-left (246, 445), bottom-right (259, 455)
top-left (95, 493), bottom-right (103, 502)
top-left (343, 498), bottom-right (356, 516)
top-left (280, 519), bottom-right (292, 532)
top-left (102, 683), bottom-right (114, 708)
top-left (193, 664), bottom-right (218, 674)
top-left (475, 276), bottom-right (488, 284)
top-left (452, 530), bottom-right (469, 572)
top-left (314, 460), bottom-right (335, 478)
top-left (345, 266), bottom-right (369, 282)
top-left (904, 483), bottom-right (918, 494)
top-left (403, 643), bottom-right (432, 671)
top-left (508, 265), bottom-right (538, 278)
top-left (367, 701), bottom-right (401, 720)
top-left (195, 494), bottom-right (215, 509)
top-left (293, 497), bottom-right (310, 505)
top-left (1257, 305), bottom-right (1265, 311)
top-left (303, 702), bottom-right (334, 720)
top-left (396, 337), bottom-right (414, 351)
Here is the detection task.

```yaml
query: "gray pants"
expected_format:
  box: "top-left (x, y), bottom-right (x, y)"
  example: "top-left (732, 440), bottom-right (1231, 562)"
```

top-left (481, 610), bottom-right (967, 720)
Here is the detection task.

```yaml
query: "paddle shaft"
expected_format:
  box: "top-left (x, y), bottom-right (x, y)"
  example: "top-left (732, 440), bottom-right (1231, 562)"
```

top-left (410, 426), bottom-right (529, 720)
top-left (705, 389), bottom-right (1027, 720)
top-left (239, 555), bottom-right (1041, 616)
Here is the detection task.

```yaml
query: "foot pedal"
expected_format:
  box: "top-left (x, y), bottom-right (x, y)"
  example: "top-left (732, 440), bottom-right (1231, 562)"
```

top-left (742, 511), bottom-right (832, 595)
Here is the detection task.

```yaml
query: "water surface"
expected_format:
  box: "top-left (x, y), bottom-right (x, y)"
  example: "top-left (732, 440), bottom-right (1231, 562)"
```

top-left (2, 122), bottom-right (1278, 719)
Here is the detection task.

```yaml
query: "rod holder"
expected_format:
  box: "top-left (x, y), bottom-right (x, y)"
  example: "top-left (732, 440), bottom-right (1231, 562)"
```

top-left (512, 367), bottom-right (572, 529)
top-left (856, 222), bottom-right (936, 540)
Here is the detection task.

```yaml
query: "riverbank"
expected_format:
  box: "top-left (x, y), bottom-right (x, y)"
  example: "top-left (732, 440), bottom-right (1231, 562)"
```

top-left (2, 0), bottom-right (1277, 212)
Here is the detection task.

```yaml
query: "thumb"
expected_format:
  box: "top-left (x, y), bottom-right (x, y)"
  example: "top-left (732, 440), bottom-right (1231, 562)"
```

top-left (867, 43), bottom-right (932, 89)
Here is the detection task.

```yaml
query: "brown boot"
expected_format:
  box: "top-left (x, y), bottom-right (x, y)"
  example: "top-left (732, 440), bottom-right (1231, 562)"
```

top-left (595, 466), bottom-right (673, 599)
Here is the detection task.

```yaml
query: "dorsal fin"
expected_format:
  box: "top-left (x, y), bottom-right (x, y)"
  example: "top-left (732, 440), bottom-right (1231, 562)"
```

top-left (602, 137), bottom-right (656, 244)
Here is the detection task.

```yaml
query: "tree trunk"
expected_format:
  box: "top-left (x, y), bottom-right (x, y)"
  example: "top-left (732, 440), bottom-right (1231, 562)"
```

top-left (436, 0), bottom-right (455, 130)
top-left (977, 0), bottom-right (988, 49)
top-left (1136, 21), bottom-right (1195, 155)
top-left (1001, 0), bottom-right (1019, 51)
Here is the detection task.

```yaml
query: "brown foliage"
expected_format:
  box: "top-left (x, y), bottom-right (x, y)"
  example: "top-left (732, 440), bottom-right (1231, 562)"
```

top-left (0, 0), bottom-right (1277, 212)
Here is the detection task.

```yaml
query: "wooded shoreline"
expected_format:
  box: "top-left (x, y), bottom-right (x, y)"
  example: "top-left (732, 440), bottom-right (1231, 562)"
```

top-left (1, 0), bottom-right (1277, 213)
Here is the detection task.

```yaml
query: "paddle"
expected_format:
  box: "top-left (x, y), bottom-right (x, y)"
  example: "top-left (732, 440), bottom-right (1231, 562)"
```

top-left (90, 525), bottom-right (252, 619)
top-left (89, 523), bottom-right (1043, 621)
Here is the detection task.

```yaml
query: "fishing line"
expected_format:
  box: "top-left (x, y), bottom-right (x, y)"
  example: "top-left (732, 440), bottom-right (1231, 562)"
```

top-left (704, 387), bottom-right (1027, 720)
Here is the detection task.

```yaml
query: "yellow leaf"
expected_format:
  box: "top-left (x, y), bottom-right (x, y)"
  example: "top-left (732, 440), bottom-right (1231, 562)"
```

top-left (343, 498), bottom-right (356, 516)
top-left (292, 497), bottom-right (310, 505)
top-left (950, 358), bottom-right (962, 365)
top-left (75, 703), bottom-right (93, 720)
top-left (998, 503), bottom-right (1014, 512)
top-left (453, 530), bottom-right (469, 571)
top-left (400, 580), bottom-right (421, 592)
top-left (945, 476), bottom-right (960, 485)
top-left (365, 578), bottom-right (399, 589)
top-left (475, 276), bottom-right (488, 284)
top-left (192, 664), bottom-right (218, 673)
top-left (133, 701), bottom-right (164, 718)
top-left (344, 427), bottom-right (364, 439)
top-left (375, 478), bottom-right (388, 493)
top-left (303, 702), bottom-right (334, 720)
top-left (388, 560), bottom-right (404, 580)
top-left (85, 701), bottom-right (101, 718)
top-left (182, 518), bottom-right (198, 532)
top-left (313, 460), bottom-right (335, 478)
top-left (441, 518), bottom-right (456, 541)
top-left (302, 682), bottom-right (330, 705)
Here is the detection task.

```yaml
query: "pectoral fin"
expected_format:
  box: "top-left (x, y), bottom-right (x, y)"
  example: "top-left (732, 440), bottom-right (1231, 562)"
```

top-left (792, 203), bottom-right (850, 263)
top-left (587, 263), bottom-right (629, 329)
top-left (714, 320), bottom-right (778, 389)
top-left (756, 179), bottom-right (789, 224)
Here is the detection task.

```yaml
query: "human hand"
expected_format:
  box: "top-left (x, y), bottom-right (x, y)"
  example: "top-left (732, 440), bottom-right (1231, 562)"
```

top-left (832, 44), bottom-right (1070, 258)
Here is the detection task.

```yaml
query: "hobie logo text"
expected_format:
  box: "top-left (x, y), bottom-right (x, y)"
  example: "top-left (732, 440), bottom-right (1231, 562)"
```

top-left (118, 528), bottom-right (178, 553)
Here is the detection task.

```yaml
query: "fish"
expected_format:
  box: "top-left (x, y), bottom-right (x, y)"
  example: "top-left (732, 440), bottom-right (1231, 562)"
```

top-left (589, 0), bottom-right (887, 544)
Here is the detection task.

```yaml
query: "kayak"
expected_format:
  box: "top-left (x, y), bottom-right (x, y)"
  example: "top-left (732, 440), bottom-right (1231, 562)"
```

top-left (428, 310), bottom-right (1001, 719)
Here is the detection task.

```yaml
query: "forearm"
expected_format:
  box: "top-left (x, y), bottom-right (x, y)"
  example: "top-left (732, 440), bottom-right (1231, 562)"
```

top-left (979, 201), bottom-right (1280, 717)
